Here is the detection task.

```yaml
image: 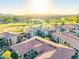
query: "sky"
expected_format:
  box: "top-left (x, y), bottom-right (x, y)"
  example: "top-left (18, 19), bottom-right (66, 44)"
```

top-left (0, 0), bottom-right (79, 15)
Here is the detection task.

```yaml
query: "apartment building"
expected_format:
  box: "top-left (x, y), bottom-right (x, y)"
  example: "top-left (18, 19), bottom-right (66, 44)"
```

top-left (11, 36), bottom-right (75, 59)
top-left (52, 32), bottom-right (79, 50)
top-left (0, 32), bottom-right (18, 46)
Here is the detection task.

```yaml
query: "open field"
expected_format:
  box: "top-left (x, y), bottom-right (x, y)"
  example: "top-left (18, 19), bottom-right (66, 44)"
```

top-left (0, 15), bottom-right (78, 33)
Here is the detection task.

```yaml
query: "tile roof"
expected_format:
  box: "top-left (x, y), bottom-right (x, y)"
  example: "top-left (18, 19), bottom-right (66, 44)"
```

top-left (11, 36), bottom-right (75, 59)
top-left (53, 32), bottom-right (79, 50)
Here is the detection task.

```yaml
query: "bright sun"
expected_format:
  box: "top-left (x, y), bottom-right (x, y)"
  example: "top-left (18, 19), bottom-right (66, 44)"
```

top-left (29, 0), bottom-right (51, 14)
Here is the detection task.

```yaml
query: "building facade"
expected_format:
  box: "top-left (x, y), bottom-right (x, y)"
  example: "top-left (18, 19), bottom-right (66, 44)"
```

top-left (11, 36), bottom-right (75, 59)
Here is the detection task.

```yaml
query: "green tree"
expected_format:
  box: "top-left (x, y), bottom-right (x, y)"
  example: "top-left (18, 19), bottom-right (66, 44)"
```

top-left (69, 16), bottom-right (78, 24)
top-left (4, 17), bottom-right (14, 23)
top-left (0, 56), bottom-right (5, 59)
top-left (11, 51), bottom-right (18, 59)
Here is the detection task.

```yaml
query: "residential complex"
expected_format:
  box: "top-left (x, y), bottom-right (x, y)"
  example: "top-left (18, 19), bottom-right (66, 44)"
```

top-left (0, 0), bottom-right (79, 59)
top-left (52, 32), bottom-right (79, 50)
top-left (0, 24), bottom-right (79, 59)
top-left (11, 36), bottom-right (75, 59)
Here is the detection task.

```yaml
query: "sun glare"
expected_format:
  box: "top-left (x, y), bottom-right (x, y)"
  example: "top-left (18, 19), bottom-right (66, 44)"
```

top-left (29, 0), bottom-right (51, 14)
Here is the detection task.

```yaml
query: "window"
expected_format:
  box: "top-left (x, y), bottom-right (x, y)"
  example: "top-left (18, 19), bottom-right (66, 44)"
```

top-left (24, 53), bottom-right (27, 58)
top-left (9, 39), bottom-right (12, 45)
top-left (24, 49), bottom-right (38, 59)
